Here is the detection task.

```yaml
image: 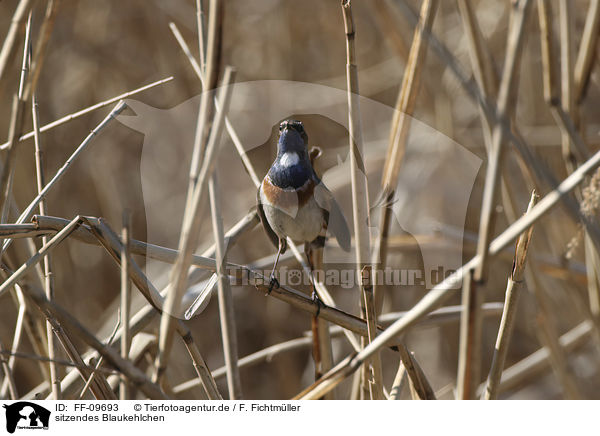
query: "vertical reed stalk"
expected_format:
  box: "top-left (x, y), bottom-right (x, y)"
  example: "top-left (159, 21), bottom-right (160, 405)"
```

top-left (483, 191), bottom-right (537, 399)
top-left (574, 0), bottom-right (600, 103)
top-left (458, 0), bottom-right (532, 400)
top-left (341, 0), bottom-right (383, 400)
top-left (0, 12), bottom-right (32, 225)
top-left (120, 211), bottom-right (132, 400)
top-left (209, 174), bottom-right (242, 399)
top-left (32, 92), bottom-right (60, 399)
top-left (374, 0), bottom-right (437, 293)
top-left (156, 0), bottom-right (224, 381)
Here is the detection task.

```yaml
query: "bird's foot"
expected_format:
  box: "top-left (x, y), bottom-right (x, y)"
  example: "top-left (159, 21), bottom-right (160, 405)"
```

top-left (266, 274), bottom-right (279, 296)
top-left (311, 289), bottom-right (325, 317)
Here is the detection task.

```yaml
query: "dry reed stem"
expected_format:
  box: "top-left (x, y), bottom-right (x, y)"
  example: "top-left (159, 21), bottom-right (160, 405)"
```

top-left (1, 101), bottom-right (128, 257)
top-left (169, 22), bottom-right (262, 195)
top-left (32, 92), bottom-right (60, 399)
top-left (375, 0), bottom-right (437, 276)
top-left (457, 0), bottom-right (499, 160)
top-left (310, 249), bottom-right (335, 398)
top-left (196, 0), bottom-right (207, 71)
top-left (476, 321), bottom-right (592, 396)
top-left (456, 0), bottom-right (497, 99)
top-left (370, 1), bottom-right (410, 60)
top-left (483, 191), bottom-right (538, 400)
top-left (0, 338), bottom-right (17, 399)
top-left (397, 344), bottom-right (435, 400)
top-left (0, 0), bottom-right (33, 85)
top-left (50, 323), bottom-right (111, 400)
top-left (341, 0), bottom-right (383, 401)
top-left (25, 0), bottom-right (61, 100)
top-left (21, 304), bottom-right (51, 384)
top-left (158, 0), bottom-right (223, 377)
top-left (456, 268), bottom-right (480, 400)
top-left (185, 211), bottom-right (259, 319)
top-left (292, 354), bottom-right (356, 400)
top-left (457, 0), bottom-right (540, 398)
top-left (0, 76), bottom-right (173, 151)
top-left (78, 358), bottom-right (116, 401)
top-left (458, 0), bottom-right (532, 400)
top-left (209, 174), bottom-right (242, 399)
top-left (287, 242), bottom-right (360, 352)
top-left (120, 211), bottom-right (132, 400)
top-left (0, 351), bottom-right (118, 378)
top-left (0, 12), bottom-right (32, 225)
top-left (537, 0), bottom-right (558, 104)
top-left (584, 236), bottom-right (600, 327)
top-left (105, 333), bottom-right (158, 393)
top-left (559, 0), bottom-right (576, 171)
top-left (574, 0), bottom-right (600, 103)
top-left (283, 217), bottom-right (335, 388)
top-left (533, 310), bottom-right (581, 399)
top-left (79, 311), bottom-right (121, 400)
top-left (157, 62), bottom-right (232, 384)
top-left (507, 193), bottom-right (585, 398)
top-left (455, 0), bottom-right (528, 398)
top-left (185, 0), bottom-right (222, 196)
top-left (384, 0), bottom-right (437, 168)
top-left (173, 337), bottom-right (313, 394)
top-left (473, 0), bottom-right (532, 282)
top-left (0, 287), bottom-right (26, 397)
top-left (0, 216), bottom-right (84, 297)
top-left (389, 360), bottom-right (406, 400)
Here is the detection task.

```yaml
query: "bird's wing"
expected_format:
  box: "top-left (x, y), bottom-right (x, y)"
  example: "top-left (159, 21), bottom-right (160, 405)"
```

top-left (256, 186), bottom-right (280, 249)
top-left (313, 181), bottom-right (351, 252)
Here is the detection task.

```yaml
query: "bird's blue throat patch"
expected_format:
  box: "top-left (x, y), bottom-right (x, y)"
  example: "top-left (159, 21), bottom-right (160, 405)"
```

top-left (267, 157), bottom-right (313, 189)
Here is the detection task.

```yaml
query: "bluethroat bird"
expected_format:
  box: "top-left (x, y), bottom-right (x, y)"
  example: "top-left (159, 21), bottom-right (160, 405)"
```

top-left (257, 119), bottom-right (351, 310)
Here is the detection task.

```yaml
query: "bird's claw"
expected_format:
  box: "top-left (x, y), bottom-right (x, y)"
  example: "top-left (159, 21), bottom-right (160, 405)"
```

top-left (266, 274), bottom-right (279, 296)
top-left (311, 289), bottom-right (325, 317)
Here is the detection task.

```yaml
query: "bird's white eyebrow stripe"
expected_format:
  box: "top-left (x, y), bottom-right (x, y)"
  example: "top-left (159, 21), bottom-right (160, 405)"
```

top-left (279, 152), bottom-right (300, 167)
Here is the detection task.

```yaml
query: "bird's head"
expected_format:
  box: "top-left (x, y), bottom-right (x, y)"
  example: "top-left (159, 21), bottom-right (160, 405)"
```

top-left (277, 119), bottom-right (308, 155)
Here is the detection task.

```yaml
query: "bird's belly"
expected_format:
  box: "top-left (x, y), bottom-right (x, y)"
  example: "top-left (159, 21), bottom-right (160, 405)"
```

top-left (262, 198), bottom-right (323, 243)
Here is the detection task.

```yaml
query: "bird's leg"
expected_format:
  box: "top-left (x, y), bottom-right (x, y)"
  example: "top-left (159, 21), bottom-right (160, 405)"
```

top-left (267, 238), bottom-right (285, 295)
top-left (304, 242), bottom-right (324, 317)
